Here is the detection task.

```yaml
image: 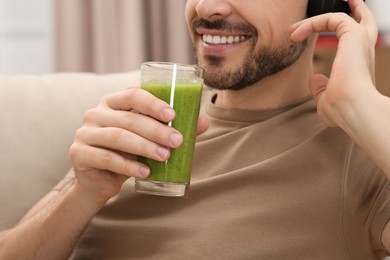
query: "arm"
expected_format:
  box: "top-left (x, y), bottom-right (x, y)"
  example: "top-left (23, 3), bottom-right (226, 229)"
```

top-left (290, 0), bottom-right (390, 250)
top-left (0, 87), bottom-right (208, 259)
top-left (0, 177), bottom-right (105, 259)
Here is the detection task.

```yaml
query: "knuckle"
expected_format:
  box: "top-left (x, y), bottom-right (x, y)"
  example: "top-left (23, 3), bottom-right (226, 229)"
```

top-left (99, 150), bottom-right (115, 166)
top-left (125, 88), bottom-right (143, 103)
top-left (154, 124), bottom-right (165, 136)
top-left (155, 123), bottom-right (172, 144)
top-left (123, 111), bottom-right (139, 129)
top-left (100, 92), bottom-right (114, 104)
top-left (127, 87), bottom-right (143, 96)
top-left (74, 127), bottom-right (87, 141)
top-left (122, 160), bottom-right (134, 175)
top-left (69, 142), bottom-right (82, 160)
top-left (106, 128), bottom-right (124, 143)
top-left (83, 108), bottom-right (99, 123)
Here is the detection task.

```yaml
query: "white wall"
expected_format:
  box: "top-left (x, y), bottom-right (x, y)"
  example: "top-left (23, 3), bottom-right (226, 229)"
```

top-left (367, 0), bottom-right (390, 45)
top-left (0, 0), bottom-right (53, 74)
top-left (367, 0), bottom-right (390, 32)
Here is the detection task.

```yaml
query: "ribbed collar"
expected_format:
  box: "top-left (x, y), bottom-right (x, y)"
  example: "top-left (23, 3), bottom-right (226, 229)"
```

top-left (205, 91), bottom-right (313, 123)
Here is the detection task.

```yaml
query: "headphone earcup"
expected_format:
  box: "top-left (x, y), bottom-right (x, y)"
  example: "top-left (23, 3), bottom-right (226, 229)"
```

top-left (307, 0), bottom-right (351, 17)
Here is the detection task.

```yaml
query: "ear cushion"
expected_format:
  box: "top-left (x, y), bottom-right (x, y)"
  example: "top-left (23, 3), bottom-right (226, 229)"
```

top-left (307, 0), bottom-right (351, 17)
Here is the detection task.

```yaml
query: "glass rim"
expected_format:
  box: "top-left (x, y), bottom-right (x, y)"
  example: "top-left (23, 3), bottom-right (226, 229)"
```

top-left (141, 61), bottom-right (203, 73)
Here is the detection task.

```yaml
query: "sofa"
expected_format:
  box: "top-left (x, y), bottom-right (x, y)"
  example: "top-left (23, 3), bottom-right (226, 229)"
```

top-left (0, 71), bottom-right (140, 229)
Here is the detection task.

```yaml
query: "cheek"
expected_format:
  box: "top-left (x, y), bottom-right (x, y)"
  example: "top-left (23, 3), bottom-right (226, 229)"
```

top-left (244, 1), bottom-right (307, 36)
top-left (186, 3), bottom-right (199, 44)
top-left (248, 14), bottom-right (301, 49)
top-left (185, 0), bottom-right (196, 30)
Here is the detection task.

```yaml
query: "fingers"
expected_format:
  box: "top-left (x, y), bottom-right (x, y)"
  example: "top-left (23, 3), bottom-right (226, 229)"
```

top-left (83, 108), bottom-right (183, 149)
top-left (69, 143), bottom-right (150, 178)
top-left (74, 126), bottom-right (172, 162)
top-left (102, 88), bottom-right (176, 123)
top-left (290, 13), bottom-right (354, 42)
top-left (349, 0), bottom-right (378, 45)
top-left (70, 86), bottom-right (207, 201)
top-left (72, 86), bottom-right (207, 182)
top-left (290, 0), bottom-right (377, 45)
top-left (71, 87), bottom-right (188, 179)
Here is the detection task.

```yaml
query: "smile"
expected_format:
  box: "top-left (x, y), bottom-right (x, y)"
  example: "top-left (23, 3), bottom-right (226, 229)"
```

top-left (202, 34), bottom-right (249, 45)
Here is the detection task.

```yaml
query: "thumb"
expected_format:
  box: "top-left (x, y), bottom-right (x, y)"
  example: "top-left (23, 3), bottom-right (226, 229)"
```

top-left (309, 74), bottom-right (338, 127)
top-left (309, 74), bottom-right (329, 103)
top-left (196, 115), bottom-right (209, 136)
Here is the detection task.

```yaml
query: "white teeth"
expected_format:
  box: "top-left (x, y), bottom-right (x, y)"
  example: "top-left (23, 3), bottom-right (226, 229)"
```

top-left (202, 34), bottom-right (247, 45)
top-left (213, 35), bottom-right (221, 44)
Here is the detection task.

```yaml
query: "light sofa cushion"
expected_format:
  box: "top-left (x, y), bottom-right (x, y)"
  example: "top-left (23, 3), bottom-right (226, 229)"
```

top-left (0, 71), bottom-right (140, 229)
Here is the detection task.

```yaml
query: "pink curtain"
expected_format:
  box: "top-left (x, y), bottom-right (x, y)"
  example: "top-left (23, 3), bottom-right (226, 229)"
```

top-left (54, 0), bottom-right (195, 73)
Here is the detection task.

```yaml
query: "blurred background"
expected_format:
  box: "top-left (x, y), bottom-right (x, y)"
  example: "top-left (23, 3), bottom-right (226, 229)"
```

top-left (0, 0), bottom-right (388, 75)
top-left (0, 0), bottom-right (193, 74)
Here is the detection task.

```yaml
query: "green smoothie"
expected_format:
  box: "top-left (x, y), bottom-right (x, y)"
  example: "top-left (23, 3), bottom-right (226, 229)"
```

top-left (138, 82), bottom-right (203, 184)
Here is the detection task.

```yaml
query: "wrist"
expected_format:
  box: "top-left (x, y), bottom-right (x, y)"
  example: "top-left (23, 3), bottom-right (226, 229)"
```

top-left (70, 180), bottom-right (109, 212)
top-left (336, 87), bottom-right (385, 143)
top-left (334, 84), bottom-right (379, 132)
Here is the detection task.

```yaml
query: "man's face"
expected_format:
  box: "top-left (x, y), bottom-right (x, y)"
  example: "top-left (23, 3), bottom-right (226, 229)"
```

top-left (185, 0), bottom-right (308, 90)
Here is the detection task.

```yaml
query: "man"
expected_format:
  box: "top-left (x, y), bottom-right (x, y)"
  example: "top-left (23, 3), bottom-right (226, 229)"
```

top-left (1, 0), bottom-right (389, 259)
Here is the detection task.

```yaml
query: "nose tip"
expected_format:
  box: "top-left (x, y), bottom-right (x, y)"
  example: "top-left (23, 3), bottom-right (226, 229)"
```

top-left (195, 0), bottom-right (233, 20)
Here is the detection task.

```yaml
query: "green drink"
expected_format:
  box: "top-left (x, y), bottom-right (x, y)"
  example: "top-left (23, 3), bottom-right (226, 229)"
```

top-left (135, 62), bottom-right (203, 197)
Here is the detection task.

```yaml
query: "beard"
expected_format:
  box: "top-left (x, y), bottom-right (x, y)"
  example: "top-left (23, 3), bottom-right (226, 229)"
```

top-left (192, 19), bottom-right (308, 90)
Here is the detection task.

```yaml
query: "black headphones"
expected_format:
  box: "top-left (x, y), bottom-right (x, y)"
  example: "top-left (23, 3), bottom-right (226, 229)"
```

top-left (307, 0), bottom-right (366, 17)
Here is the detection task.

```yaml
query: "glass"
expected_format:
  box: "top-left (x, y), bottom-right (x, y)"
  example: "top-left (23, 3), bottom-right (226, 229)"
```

top-left (135, 62), bottom-right (204, 197)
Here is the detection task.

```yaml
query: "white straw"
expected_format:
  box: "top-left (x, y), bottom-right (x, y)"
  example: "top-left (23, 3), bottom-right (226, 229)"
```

top-left (168, 64), bottom-right (177, 127)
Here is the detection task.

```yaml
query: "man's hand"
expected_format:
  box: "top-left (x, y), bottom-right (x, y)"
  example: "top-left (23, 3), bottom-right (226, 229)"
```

top-left (69, 88), bottom-right (208, 204)
top-left (291, 0), bottom-right (390, 251)
top-left (290, 0), bottom-right (378, 128)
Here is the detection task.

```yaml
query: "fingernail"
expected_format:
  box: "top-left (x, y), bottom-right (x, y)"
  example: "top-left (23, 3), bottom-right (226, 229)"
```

top-left (157, 147), bottom-right (170, 160)
top-left (162, 108), bottom-right (175, 121)
top-left (170, 133), bottom-right (182, 147)
top-left (139, 166), bottom-right (150, 178)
